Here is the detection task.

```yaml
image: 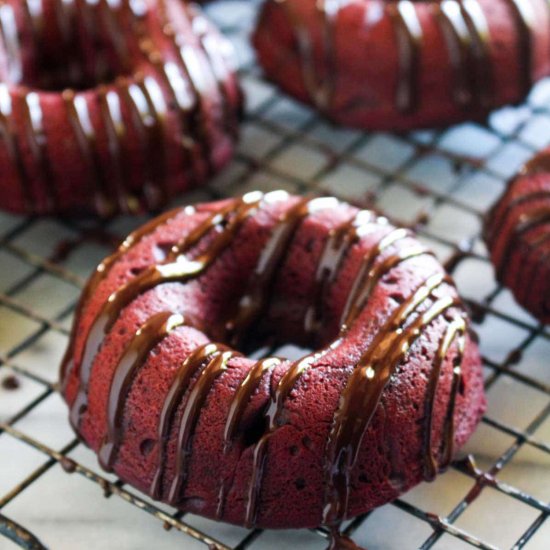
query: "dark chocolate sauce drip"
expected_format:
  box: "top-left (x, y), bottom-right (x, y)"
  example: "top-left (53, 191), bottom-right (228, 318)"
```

top-left (391, 0), bottom-right (423, 113)
top-left (98, 311), bottom-right (185, 471)
top-left (422, 316), bottom-right (466, 480)
top-left (168, 349), bottom-right (236, 504)
top-left (322, 272), bottom-right (459, 525)
top-left (150, 342), bottom-right (231, 500)
top-left (122, 75), bottom-right (167, 209)
top-left (62, 89), bottom-right (114, 216)
top-left (21, 90), bottom-right (58, 211)
top-left (505, 0), bottom-right (535, 97)
top-left (97, 85), bottom-right (138, 214)
top-left (0, 85), bottom-right (33, 212)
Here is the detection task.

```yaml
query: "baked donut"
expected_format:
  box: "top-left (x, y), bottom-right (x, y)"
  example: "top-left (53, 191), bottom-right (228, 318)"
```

top-left (484, 148), bottom-right (550, 324)
top-left (60, 191), bottom-right (486, 535)
top-left (0, 0), bottom-right (240, 216)
top-left (252, 0), bottom-right (550, 130)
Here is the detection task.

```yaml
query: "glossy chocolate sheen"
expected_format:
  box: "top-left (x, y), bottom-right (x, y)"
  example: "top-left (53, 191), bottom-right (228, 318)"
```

top-left (0, 0), bottom-right (240, 216)
top-left (253, 0), bottom-right (550, 130)
top-left (485, 147), bottom-right (550, 323)
top-left (61, 192), bottom-right (486, 537)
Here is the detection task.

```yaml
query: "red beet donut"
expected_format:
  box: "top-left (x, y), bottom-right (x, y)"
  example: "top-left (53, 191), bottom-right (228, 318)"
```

top-left (61, 191), bottom-right (486, 534)
top-left (484, 148), bottom-right (550, 324)
top-left (0, 0), bottom-right (240, 216)
top-left (253, 0), bottom-right (550, 130)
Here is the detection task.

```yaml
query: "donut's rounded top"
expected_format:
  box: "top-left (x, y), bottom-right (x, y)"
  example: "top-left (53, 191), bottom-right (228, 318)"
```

top-left (0, 0), bottom-right (240, 216)
top-left (61, 192), bottom-right (486, 530)
top-left (253, 0), bottom-right (550, 130)
top-left (485, 148), bottom-right (550, 323)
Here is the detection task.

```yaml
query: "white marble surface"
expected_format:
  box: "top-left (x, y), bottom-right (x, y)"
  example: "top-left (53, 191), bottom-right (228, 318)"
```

top-left (1, 0), bottom-right (550, 548)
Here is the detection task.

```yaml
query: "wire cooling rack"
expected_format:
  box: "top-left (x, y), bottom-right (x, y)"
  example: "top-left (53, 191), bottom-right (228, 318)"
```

top-left (1, 1), bottom-right (550, 548)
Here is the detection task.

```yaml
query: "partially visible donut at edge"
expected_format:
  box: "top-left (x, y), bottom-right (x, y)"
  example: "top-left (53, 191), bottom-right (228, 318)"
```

top-left (484, 147), bottom-right (550, 324)
top-left (252, 0), bottom-right (550, 130)
top-left (0, 0), bottom-right (241, 216)
top-left (61, 191), bottom-right (486, 531)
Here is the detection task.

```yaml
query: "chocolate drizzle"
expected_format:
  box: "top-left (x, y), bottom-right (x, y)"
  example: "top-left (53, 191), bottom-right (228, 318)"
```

top-left (98, 311), bottom-right (185, 471)
top-left (64, 193), bottom-right (471, 536)
top-left (422, 316), bottom-right (466, 480)
top-left (150, 342), bottom-right (232, 499)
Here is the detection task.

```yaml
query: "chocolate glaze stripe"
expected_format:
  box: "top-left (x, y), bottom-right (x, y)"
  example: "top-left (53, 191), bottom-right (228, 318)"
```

top-left (323, 273), bottom-right (459, 525)
top-left (505, 0), bottom-right (536, 97)
top-left (0, 3), bottom-right (22, 82)
top-left (188, 4), bottom-right (238, 139)
top-left (22, 90), bottom-right (59, 211)
top-left (150, 342), bottom-right (232, 500)
top-left (168, 349), bottom-right (236, 503)
top-left (390, 0), bottom-right (423, 113)
top-left (226, 196), bottom-right (336, 344)
top-left (436, 0), bottom-right (477, 107)
top-left (340, 227), bottom-right (411, 329)
top-left (217, 358), bottom-right (282, 518)
top-left (62, 89), bottom-right (114, 217)
top-left (98, 0), bottom-right (131, 73)
top-left (98, 86), bottom-right (139, 214)
top-left (438, 0), bottom-right (490, 106)
top-left (304, 210), bottom-right (377, 335)
top-left (60, 206), bottom-right (188, 389)
top-left (317, 0), bottom-right (338, 110)
top-left (160, 0), bottom-right (217, 174)
top-left (439, 322), bottom-right (466, 468)
top-left (68, 195), bottom-right (263, 429)
top-left (223, 358), bottom-right (282, 449)
top-left (98, 311), bottom-right (185, 471)
top-left (422, 315), bottom-right (466, 480)
top-left (0, 84), bottom-right (34, 213)
top-left (244, 346), bottom-right (341, 527)
top-left (124, 75), bottom-right (167, 209)
top-left (460, 0), bottom-right (493, 107)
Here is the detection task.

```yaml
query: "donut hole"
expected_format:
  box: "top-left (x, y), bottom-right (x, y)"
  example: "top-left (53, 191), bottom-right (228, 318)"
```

top-left (2, 3), bottom-right (135, 91)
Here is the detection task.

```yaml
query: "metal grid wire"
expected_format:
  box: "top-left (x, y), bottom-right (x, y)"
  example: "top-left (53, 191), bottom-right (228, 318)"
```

top-left (1, 0), bottom-right (550, 548)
